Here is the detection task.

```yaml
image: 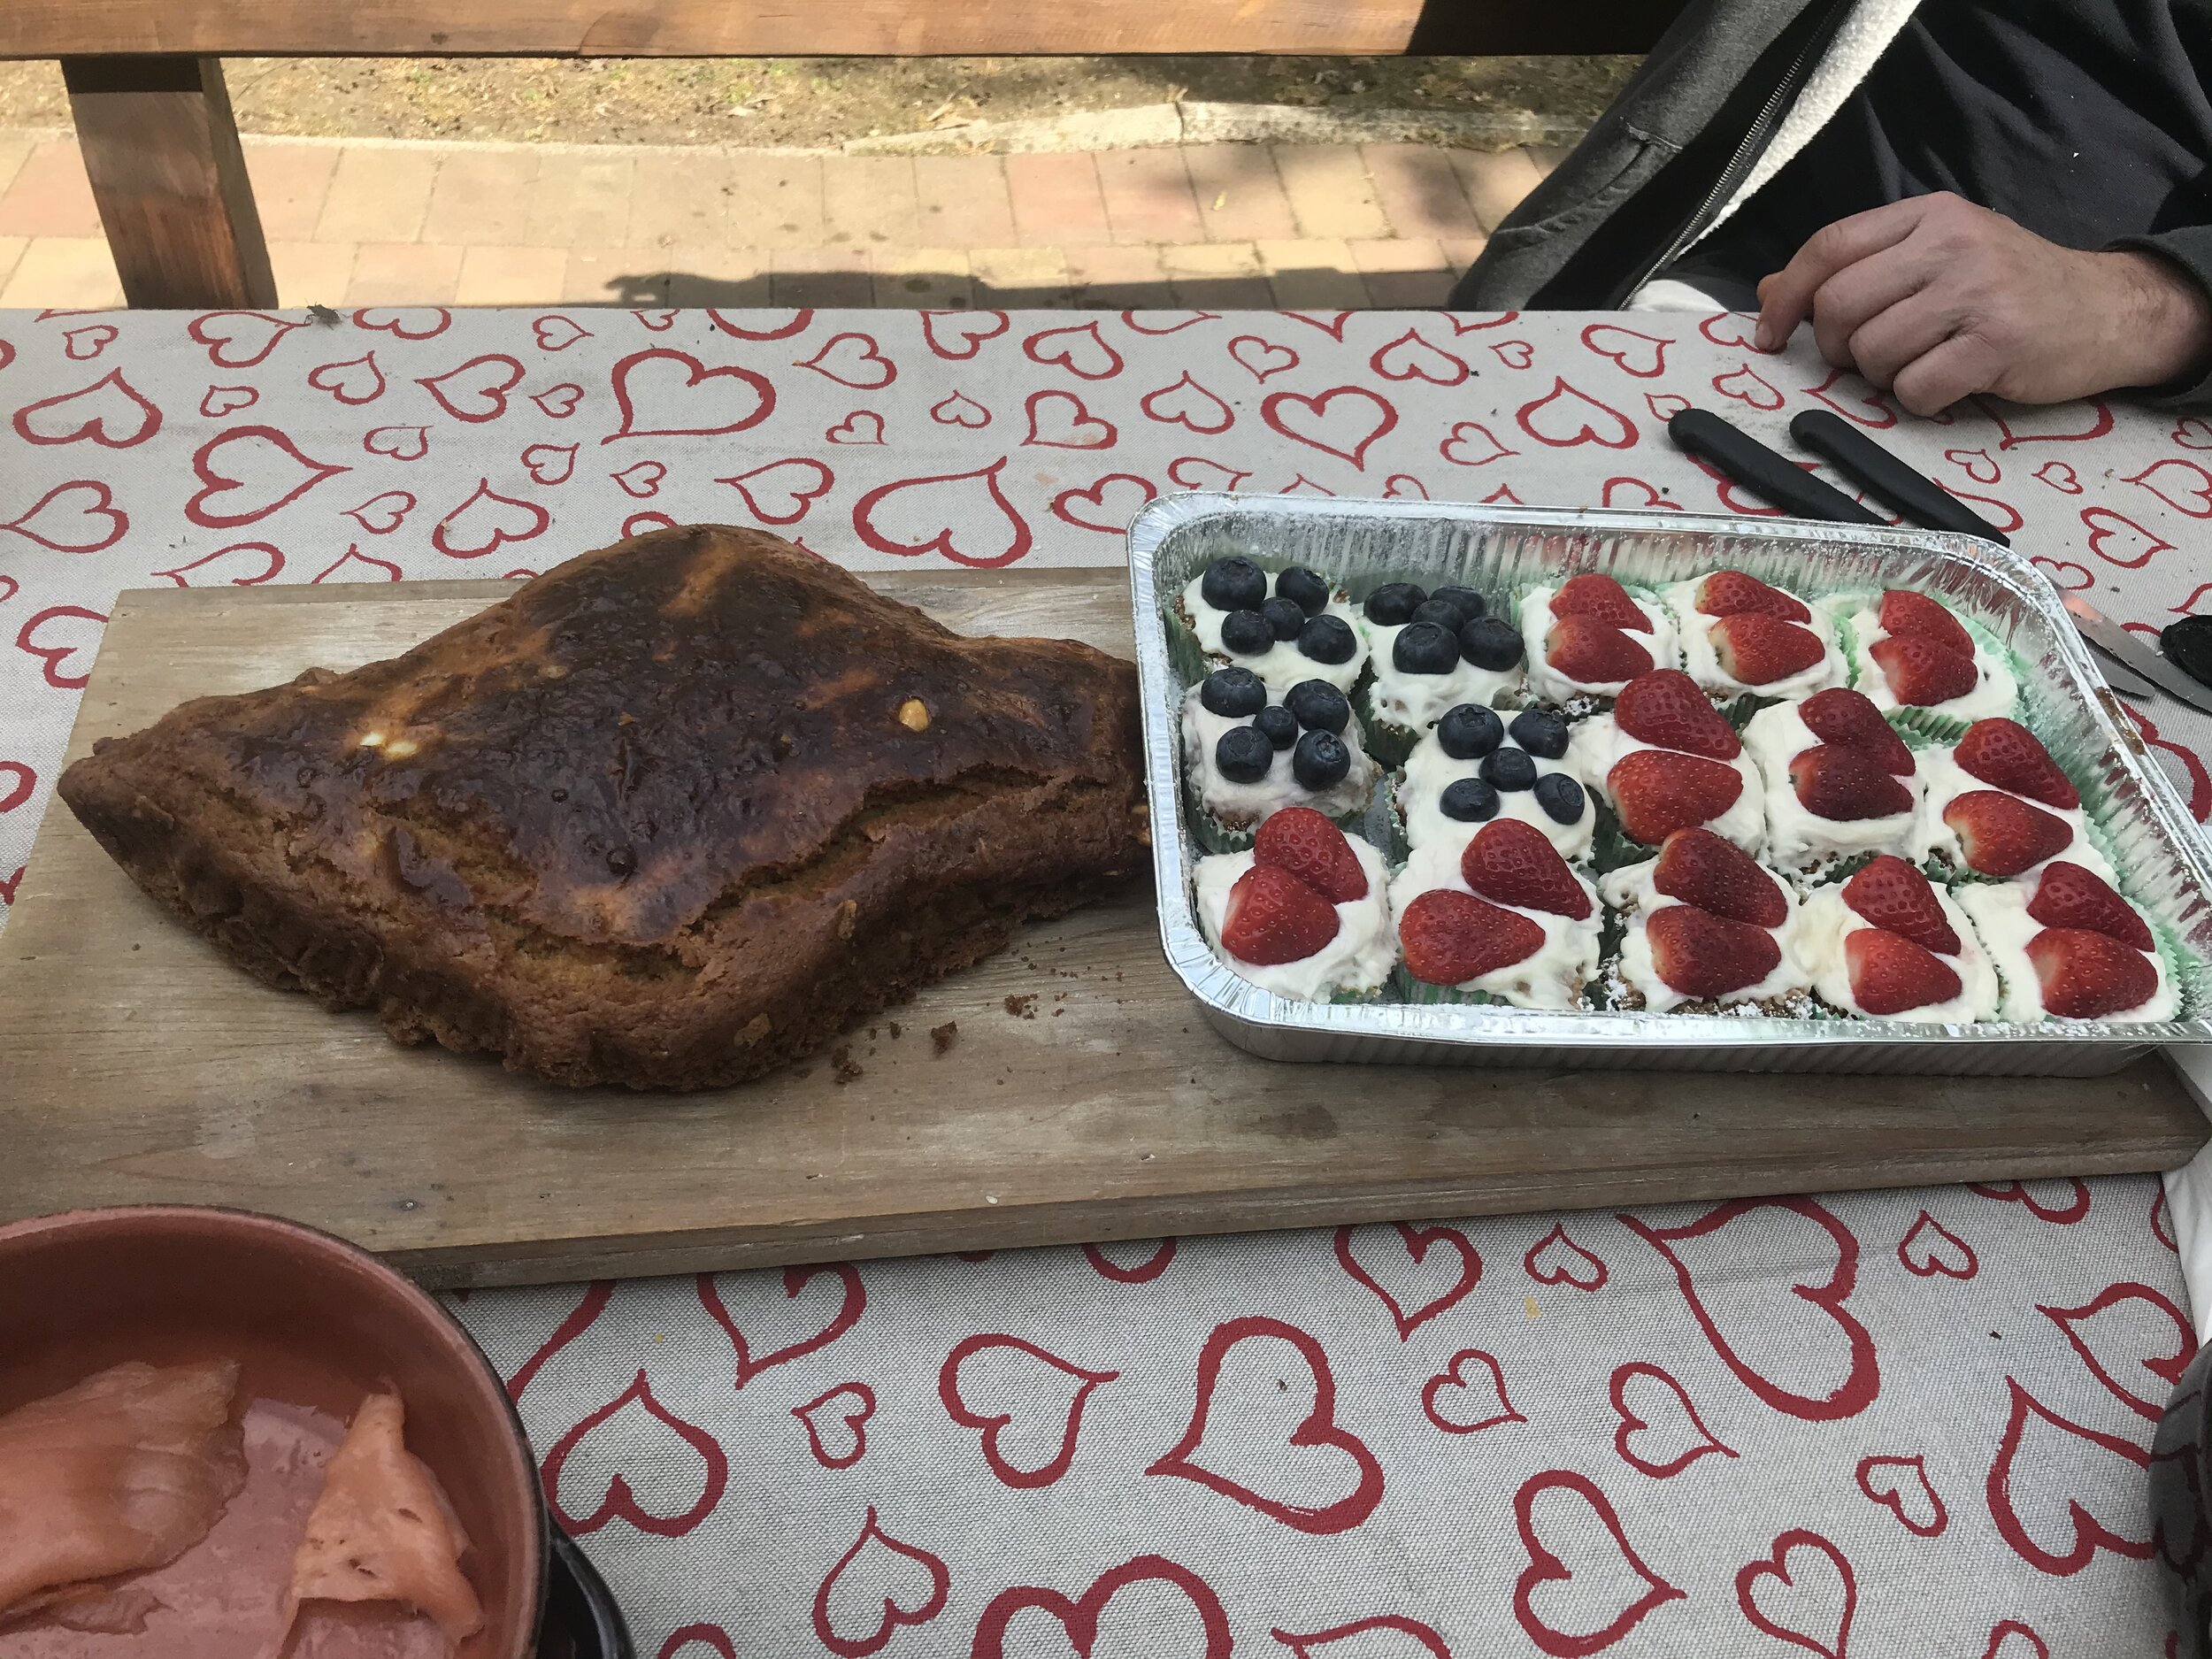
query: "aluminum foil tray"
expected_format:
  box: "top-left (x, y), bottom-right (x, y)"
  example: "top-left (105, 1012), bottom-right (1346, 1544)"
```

top-left (1129, 493), bottom-right (2212, 1077)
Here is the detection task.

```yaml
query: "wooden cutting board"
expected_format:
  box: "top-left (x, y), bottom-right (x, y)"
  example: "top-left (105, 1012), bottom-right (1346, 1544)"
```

top-left (2, 574), bottom-right (2202, 1288)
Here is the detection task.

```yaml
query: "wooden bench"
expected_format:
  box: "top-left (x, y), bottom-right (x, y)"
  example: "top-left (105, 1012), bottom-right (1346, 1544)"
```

top-left (1, 2), bottom-right (1682, 309)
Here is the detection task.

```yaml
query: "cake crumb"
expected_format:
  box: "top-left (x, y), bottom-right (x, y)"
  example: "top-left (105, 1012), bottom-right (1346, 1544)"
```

top-left (888, 1021), bottom-right (902, 1039)
top-left (794, 1066), bottom-right (813, 1080)
top-left (1004, 993), bottom-right (1038, 1018)
top-left (1052, 1007), bottom-right (1064, 1017)
top-left (832, 1047), bottom-right (864, 1085)
top-left (931, 1021), bottom-right (958, 1055)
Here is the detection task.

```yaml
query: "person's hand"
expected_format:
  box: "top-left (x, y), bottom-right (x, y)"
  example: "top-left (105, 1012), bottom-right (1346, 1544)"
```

top-left (1753, 192), bottom-right (2212, 413)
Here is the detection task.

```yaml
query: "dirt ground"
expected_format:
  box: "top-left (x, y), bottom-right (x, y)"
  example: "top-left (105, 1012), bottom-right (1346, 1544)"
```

top-left (0, 56), bottom-right (1637, 148)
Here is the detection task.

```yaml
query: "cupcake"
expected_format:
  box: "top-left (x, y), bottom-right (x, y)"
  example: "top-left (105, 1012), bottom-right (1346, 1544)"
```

top-left (1743, 687), bottom-right (1924, 872)
top-left (1843, 588), bottom-right (2017, 723)
top-left (1354, 581), bottom-right (1524, 764)
top-left (1914, 717), bottom-right (2111, 881)
top-left (1390, 818), bottom-right (1601, 1009)
top-left (1194, 809), bottom-right (1396, 1002)
top-left (1602, 828), bottom-right (1812, 1015)
top-left (1662, 570), bottom-right (1846, 699)
top-left (1796, 855), bottom-right (1999, 1021)
top-left (1956, 860), bottom-right (2177, 1023)
top-left (1521, 573), bottom-right (1679, 704)
top-left (1395, 703), bottom-right (1594, 862)
top-left (1571, 669), bottom-right (1764, 856)
top-left (1182, 668), bottom-right (1376, 848)
top-left (1178, 555), bottom-right (1368, 695)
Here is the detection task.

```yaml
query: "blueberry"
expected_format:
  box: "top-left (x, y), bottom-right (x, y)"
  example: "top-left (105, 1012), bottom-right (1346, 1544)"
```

top-left (1276, 565), bottom-right (1331, 616)
top-left (1509, 708), bottom-right (1571, 760)
top-left (1254, 705), bottom-right (1298, 749)
top-left (1262, 595), bottom-right (1306, 641)
top-left (1432, 585), bottom-right (1488, 625)
top-left (1410, 598), bottom-right (1468, 631)
top-left (1480, 748), bottom-right (1538, 791)
top-left (1199, 665), bottom-right (1266, 718)
top-left (1534, 772), bottom-right (1587, 825)
top-left (1392, 620), bottom-right (1461, 675)
top-left (1285, 679), bottom-right (1351, 735)
top-left (1363, 581), bottom-right (1427, 626)
top-left (1460, 615), bottom-right (1526, 672)
top-left (1297, 614), bottom-right (1357, 664)
top-left (1215, 725), bottom-right (1274, 783)
top-left (1293, 730), bottom-right (1351, 790)
top-left (1201, 556), bottom-right (1267, 612)
top-left (1436, 703), bottom-right (1503, 760)
top-left (1440, 778), bottom-right (1501, 822)
top-left (1220, 608), bottom-right (1276, 656)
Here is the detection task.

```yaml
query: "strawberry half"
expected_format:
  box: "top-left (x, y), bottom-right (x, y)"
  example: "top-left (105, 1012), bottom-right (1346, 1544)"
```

top-left (1652, 827), bottom-right (1787, 927)
top-left (1646, 903), bottom-right (1782, 999)
top-left (1695, 569), bottom-right (1812, 623)
top-left (1845, 928), bottom-right (1964, 1015)
top-left (1712, 613), bottom-right (1827, 686)
top-left (1878, 588), bottom-right (1976, 657)
top-left (1547, 616), bottom-right (1655, 684)
top-left (1550, 572), bottom-right (1652, 632)
top-left (1944, 790), bottom-right (2074, 876)
top-left (1796, 687), bottom-right (1915, 775)
top-left (1840, 855), bottom-right (1961, 955)
top-left (1222, 864), bottom-right (1340, 965)
top-left (1460, 818), bottom-right (1592, 919)
top-left (1614, 668), bottom-right (1741, 759)
top-left (1789, 745), bottom-right (1916, 821)
top-left (2026, 860), bottom-right (2153, 951)
top-left (2027, 926), bottom-right (2159, 1018)
top-left (1608, 749), bottom-right (1745, 844)
top-left (1954, 718), bottom-right (2079, 810)
top-left (1868, 634), bottom-right (1977, 706)
top-left (1254, 806), bottom-right (1368, 903)
top-left (1400, 887), bottom-right (1547, 985)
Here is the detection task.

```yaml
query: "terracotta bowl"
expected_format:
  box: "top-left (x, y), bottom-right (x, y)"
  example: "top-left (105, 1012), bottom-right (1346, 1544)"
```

top-left (0, 1205), bottom-right (545, 1658)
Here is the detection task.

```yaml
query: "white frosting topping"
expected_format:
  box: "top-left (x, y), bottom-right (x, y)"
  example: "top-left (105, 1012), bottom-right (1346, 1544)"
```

top-left (1661, 576), bottom-right (1846, 697)
top-left (1387, 839), bottom-right (1601, 1009)
top-left (1519, 582), bottom-right (1680, 702)
top-left (1601, 858), bottom-right (1811, 1013)
top-left (1195, 838), bottom-right (1397, 1001)
top-left (1741, 701), bottom-right (1925, 871)
top-left (1396, 725), bottom-right (1594, 861)
top-left (1955, 879), bottom-right (2177, 1024)
top-left (1181, 687), bottom-right (1376, 829)
top-left (1795, 882), bottom-right (2001, 1023)
top-left (1570, 714), bottom-right (1766, 855)
top-left (1180, 571), bottom-right (1368, 695)
top-left (1909, 749), bottom-right (2113, 882)
top-left (1843, 601), bottom-right (2019, 720)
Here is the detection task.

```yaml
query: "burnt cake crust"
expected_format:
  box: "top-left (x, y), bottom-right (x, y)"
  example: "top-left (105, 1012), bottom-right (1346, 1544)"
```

top-left (58, 525), bottom-right (1148, 1089)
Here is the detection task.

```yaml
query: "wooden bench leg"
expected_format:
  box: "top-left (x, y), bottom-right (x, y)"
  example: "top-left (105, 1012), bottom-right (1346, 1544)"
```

top-left (61, 56), bottom-right (276, 310)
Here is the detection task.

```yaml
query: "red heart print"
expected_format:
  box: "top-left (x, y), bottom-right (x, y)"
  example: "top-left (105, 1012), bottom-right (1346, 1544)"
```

top-left (1271, 1615), bottom-right (1450, 1658)
top-left (1169, 457), bottom-right (1250, 491)
top-left (1619, 1197), bottom-right (1878, 1422)
top-left (0, 763), bottom-right (33, 817)
top-left (1897, 1210), bottom-right (1978, 1278)
top-left (1484, 483), bottom-right (1524, 503)
top-left (793, 1382), bottom-right (874, 1470)
top-left (1279, 474), bottom-right (1335, 497)
top-left (1280, 310), bottom-right (1355, 341)
top-left (609, 348), bottom-right (772, 442)
top-left (1856, 1453), bottom-right (1947, 1537)
top-left (1490, 339), bottom-right (1536, 370)
top-left (1986, 397), bottom-right (2114, 449)
top-left (13, 370), bottom-right (163, 447)
top-left (1022, 389), bottom-right (1115, 450)
top-left (344, 489), bottom-right (415, 535)
top-left (1141, 373), bottom-right (1236, 434)
top-left (532, 383), bottom-right (583, 419)
top-left (622, 511), bottom-right (678, 540)
top-left (200, 385), bottom-right (257, 417)
top-left (354, 306), bottom-right (450, 339)
top-left (1334, 1222), bottom-right (1481, 1338)
top-left (522, 442), bottom-right (579, 486)
top-left (2175, 418), bottom-right (2212, 450)
top-left (920, 309), bottom-right (1007, 359)
top-left (1713, 363), bottom-right (1785, 411)
top-left (1422, 1348), bottom-right (1523, 1434)
top-left (1023, 320), bottom-right (1125, 380)
top-left (151, 541), bottom-right (284, 588)
top-left (1646, 392), bottom-right (1692, 421)
top-left (1580, 323), bottom-right (1671, 378)
top-left (826, 411), bottom-right (886, 446)
top-left (658, 1624), bottom-right (736, 1659)
top-left (1229, 334), bottom-right (1300, 382)
top-left (939, 1333), bottom-right (1118, 1488)
top-left (307, 350), bottom-right (387, 406)
top-left (1945, 484), bottom-right (2022, 533)
top-left (1699, 311), bottom-right (1766, 350)
top-left (1052, 472), bottom-right (1156, 534)
top-left (532, 313), bottom-right (591, 351)
top-left (1970, 1179), bottom-right (2091, 1222)
top-left (1735, 1529), bottom-right (1855, 1659)
top-left (504, 1280), bottom-right (614, 1401)
top-left (1525, 1224), bottom-right (1607, 1289)
top-left (928, 389), bottom-right (991, 428)
top-left (1985, 1376), bottom-right (2156, 1574)
top-left (2155, 1188), bottom-right (2178, 1250)
top-left (972, 1556), bottom-right (1229, 1659)
top-left (1609, 1361), bottom-right (1735, 1478)
top-left (189, 310), bottom-right (306, 367)
top-left (1262, 386), bottom-right (1397, 469)
top-left (696, 1263), bottom-right (865, 1387)
top-left (312, 545), bottom-right (403, 583)
top-left (1082, 1239), bottom-right (1175, 1282)
top-left (2035, 460), bottom-right (2083, 494)
top-left (1439, 421), bottom-right (1517, 468)
top-left (719, 457), bottom-right (834, 525)
top-left (1600, 476), bottom-right (1680, 511)
top-left (1517, 379), bottom-right (1638, 449)
top-left (611, 460), bottom-right (665, 499)
top-left (1801, 368), bottom-right (1898, 428)
top-left (1147, 1317), bottom-right (1383, 1534)
top-left (431, 479), bottom-right (549, 558)
top-left (365, 424), bottom-right (428, 460)
top-left (540, 1368), bottom-right (729, 1537)
top-left (1946, 447), bottom-right (2001, 485)
top-left (798, 331), bottom-right (897, 390)
top-left (705, 307), bottom-right (811, 341)
top-left (4, 480), bottom-right (127, 552)
top-left (417, 353), bottom-right (523, 423)
top-left (1371, 327), bottom-right (1470, 387)
top-left (0, 867), bottom-right (22, 907)
top-left (1124, 309), bottom-right (1218, 334)
top-left (62, 323), bottom-right (117, 360)
top-left (812, 1507), bottom-right (949, 1659)
top-left (1513, 1470), bottom-right (1686, 1656)
top-left (2038, 1281), bottom-right (2194, 1419)
top-left (633, 308), bottom-right (679, 332)
top-left (2128, 457), bottom-right (2212, 518)
top-left (1383, 472), bottom-right (1428, 499)
top-left (852, 457), bottom-right (1031, 568)
top-left (185, 426), bottom-right (348, 529)
top-left (2032, 557), bottom-right (2094, 591)
top-left (1982, 1621), bottom-right (2049, 1659)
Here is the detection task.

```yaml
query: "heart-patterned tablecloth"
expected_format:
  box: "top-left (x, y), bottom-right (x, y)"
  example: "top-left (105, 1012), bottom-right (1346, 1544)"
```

top-left (1, 305), bottom-right (2207, 1655)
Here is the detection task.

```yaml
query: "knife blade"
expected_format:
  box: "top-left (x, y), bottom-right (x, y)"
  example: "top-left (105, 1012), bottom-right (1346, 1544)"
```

top-left (2062, 595), bottom-right (2212, 712)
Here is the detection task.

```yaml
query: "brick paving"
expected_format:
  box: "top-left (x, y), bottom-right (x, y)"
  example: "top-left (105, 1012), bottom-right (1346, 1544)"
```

top-left (0, 133), bottom-right (1552, 310)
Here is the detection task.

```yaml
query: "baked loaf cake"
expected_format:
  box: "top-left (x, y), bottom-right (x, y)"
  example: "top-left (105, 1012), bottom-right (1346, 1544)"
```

top-left (58, 525), bottom-right (1148, 1088)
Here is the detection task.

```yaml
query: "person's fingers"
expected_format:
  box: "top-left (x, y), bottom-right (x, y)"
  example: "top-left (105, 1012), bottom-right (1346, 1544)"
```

top-left (1841, 289), bottom-right (1961, 389)
top-left (1890, 330), bottom-right (2007, 416)
top-left (1805, 244), bottom-right (1935, 368)
top-left (1755, 199), bottom-right (1928, 350)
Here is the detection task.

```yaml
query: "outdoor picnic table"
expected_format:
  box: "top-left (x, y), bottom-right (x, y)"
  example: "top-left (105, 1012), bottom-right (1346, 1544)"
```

top-left (1, 303), bottom-right (2207, 1655)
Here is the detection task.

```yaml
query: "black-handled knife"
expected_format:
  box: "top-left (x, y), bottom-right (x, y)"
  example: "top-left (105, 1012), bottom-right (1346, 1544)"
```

top-left (1666, 408), bottom-right (1885, 526)
top-left (1788, 409), bottom-right (2012, 546)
